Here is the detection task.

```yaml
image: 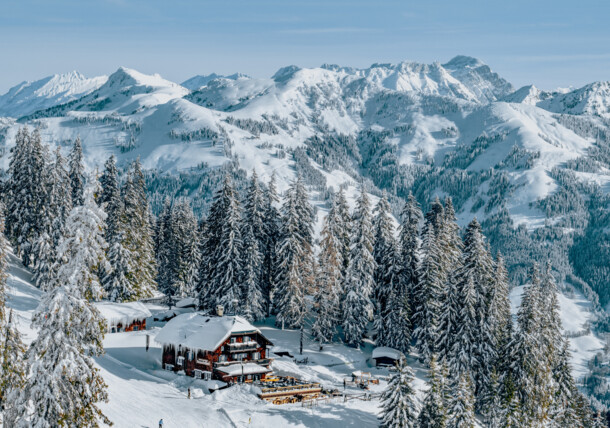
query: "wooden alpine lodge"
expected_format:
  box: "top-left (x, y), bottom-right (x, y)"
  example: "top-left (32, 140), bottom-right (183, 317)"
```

top-left (155, 312), bottom-right (274, 384)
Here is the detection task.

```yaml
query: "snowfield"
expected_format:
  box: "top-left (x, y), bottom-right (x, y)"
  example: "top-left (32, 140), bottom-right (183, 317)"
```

top-left (5, 252), bottom-right (601, 427)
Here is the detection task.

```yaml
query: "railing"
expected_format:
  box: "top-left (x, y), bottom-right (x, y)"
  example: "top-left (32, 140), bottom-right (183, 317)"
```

top-left (214, 358), bottom-right (273, 368)
top-left (227, 341), bottom-right (259, 352)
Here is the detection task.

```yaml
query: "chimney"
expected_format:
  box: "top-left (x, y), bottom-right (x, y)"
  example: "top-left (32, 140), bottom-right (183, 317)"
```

top-left (216, 305), bottom-right (224, 317)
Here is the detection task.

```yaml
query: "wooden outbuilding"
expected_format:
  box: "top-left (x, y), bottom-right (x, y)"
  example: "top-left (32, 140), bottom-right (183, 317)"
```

top-left (95, 301), bottom-right (152, 333)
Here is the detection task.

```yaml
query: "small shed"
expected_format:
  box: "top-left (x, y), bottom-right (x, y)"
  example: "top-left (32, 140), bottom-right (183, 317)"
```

top-left (372, 347), bottom-right (404, 367)
top-left (95, 301), bottom-right (152, 333)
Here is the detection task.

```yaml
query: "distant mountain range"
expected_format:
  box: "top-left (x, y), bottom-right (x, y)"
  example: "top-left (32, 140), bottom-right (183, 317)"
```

top-left (0, 56), bottom-right (608, 298)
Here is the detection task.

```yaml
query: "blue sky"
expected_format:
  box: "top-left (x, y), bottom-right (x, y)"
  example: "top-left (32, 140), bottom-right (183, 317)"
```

top-left (1, 0), bottom-right (609, 92)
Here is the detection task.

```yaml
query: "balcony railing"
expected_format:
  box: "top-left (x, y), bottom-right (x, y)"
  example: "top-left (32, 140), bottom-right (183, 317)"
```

top-left (227, 341), bottom-right (259, 352)
top-left (214, 358), bottom-right (273, 368)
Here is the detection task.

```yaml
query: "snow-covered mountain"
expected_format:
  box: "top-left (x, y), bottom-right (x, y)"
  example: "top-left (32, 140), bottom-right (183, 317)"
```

top-left (0, 71), bottom-right (107, 118)
top-left (0, 55), bottom-right (608, 299)
top-left (181, 72), bottom-right (250, 90)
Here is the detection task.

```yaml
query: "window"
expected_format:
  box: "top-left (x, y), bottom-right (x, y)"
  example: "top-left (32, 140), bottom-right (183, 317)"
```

top-left (244, 336), bottom-right (250, 342)
top-left (219, 355), bottom-right (227, 362)
top-left (176, 356), bottom-right (185, 366)
top-left (188, 351), bottom-right (194, 361)
top-left (133, 326), bottom-right (139, 331)
top-left (247, 375), bottom-right (252, 380)
top-left (253, 352), bottom-right (260, 360)
top-left (164, 363), bottom-right (174, 371)
top-left (230, 337), bottom-right (236, 344)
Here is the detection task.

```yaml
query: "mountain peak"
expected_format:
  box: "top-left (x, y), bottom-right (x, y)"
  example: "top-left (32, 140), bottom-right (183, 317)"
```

top-left (442, 55), bottom-right (486, 70)
top-left (181, 72), bottom-right (250, 90)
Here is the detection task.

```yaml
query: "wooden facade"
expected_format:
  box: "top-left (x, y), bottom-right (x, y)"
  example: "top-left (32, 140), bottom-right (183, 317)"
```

top-left (162, 330), bottom-right (273, 383)
top-left (110, 318), bottom-right (146, 333)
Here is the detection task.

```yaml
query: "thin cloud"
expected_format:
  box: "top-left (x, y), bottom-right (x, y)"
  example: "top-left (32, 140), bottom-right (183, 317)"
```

top-left (279, 27), bottom-right (382, 35)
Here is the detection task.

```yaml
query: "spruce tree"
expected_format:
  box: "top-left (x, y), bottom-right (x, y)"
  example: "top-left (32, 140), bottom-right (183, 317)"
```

top-left (199, 175), bottom-right (243, 312)
top-left (342, 187), bottom-right (375, 346)
top-left (379, 357), bottom-right (418, 428)
top-left (241, 171), bottom-right (266, 320)
top-left (99, 155), bottom-right (121, 245)
top-left (436, 198), bottom-right (462, 364)
top-left (120, 160), bottom-right (157, 299)
top-left (105, 231), bottom-right (133, 302)
top-left (6, 128), bottom-right (49, 267)
top-left (447, 275), bottom-right (478, 380)
top-left (448, 372), bottom-right (476, 428)
top-left (459, 218), bottom-right (496, 400)
top-left (413, 206), bottom-right (443, 363)
top-left (262, 173), bottom-right (281, 314)
top-left (418, 356), bottom-right (448, 428)
top-left (11, 183), bottom-right (110, 427)
top-left (0, 310), bottom-right (27, 421)
top-left (274, 180), bottom-right (309, 328)
top-left (372, 193), bottom-right (398, 347)
top-left (312, 196), bottom-right (343, 344)
top-left (510, 264), bottom-right (554, 426)
top-left (69, 136), bottom-right (85, 207)
top-left (241, 225), bottom-right (265, 321)
top-left (334, 188), bottom-right (352, 278)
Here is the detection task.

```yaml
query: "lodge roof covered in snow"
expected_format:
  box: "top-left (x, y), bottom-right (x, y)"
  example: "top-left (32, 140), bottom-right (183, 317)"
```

top-left (95, 301), bottom-right (152, 328)
top-left (155, 313), bottom-right (272, 351)
top-left (372, 347), bottom-right (404, 361)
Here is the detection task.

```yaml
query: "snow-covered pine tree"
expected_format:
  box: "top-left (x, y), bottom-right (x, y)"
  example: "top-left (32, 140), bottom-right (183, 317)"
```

top-left (436, 198), bottom-right (463, 363)
top-left (69, 136), bottom-right (85, 207)
top-left (448, 372), bottom-right (476, 428)
top-left (342, 187), bottom-right (375, 346)
top-left (459, 219), bottom-right (496, 401)
top-left (48, 146), bottom-right (72, 246)
top-left (312, 195), bottom-right (343, 344)
top-left (99, 155), bottom-right (121, 245)
top-left (31, 232), bottom-right (55, 291)
top-left (490, 253), bottom-right (512, 359)
top-left (510, 264), bottom-right (554, 426)
top-left (334, 188), bottom-right (352, 278)
top-left (418, 355), bottom-right (448, 428)
top-left (480, 368), bottom-right (503, 428)
top-left (274, 180), bottom-right (309, 328)
top-left (5, 128), bottom-right (49, 267)
top-left (397, 193), bottom-right (421, 319)
top-left (199, 175), bottom-right (243, 312)
top-left (10, 182), bottom-right (110, 427)
top-left (551, 339), bottom-right (579, 426)
top-left (241, 225), bottom-right (265, 322)
top-left (241, 170), bottom-right (266, 319)
top-left (155, 198), bottom-right (174, 298)
top-left (172, 199), bottom-right (200, 298)
top-left (120, 160), bottom-right (157, 299)
top-left (372, 192), bottom-right (398, 347)
top-left (413, 203), bottom-right (444, 363)
top-left (379, 356), bottom-right (418, 428)
top-left (293, 176), bottom-right (315, 294)
top-left (447, 275), bottom-right (478, 381)
top-left (0, 208), bottom-right (8, 322)
top-left (262, 173), bottom-right (281, 313)
top-left (0, 310), bottom-right (27, 420)
top-left (540, 262), bottom-right (563, 365)
top-left (105, 231), bottom-right (133, 302)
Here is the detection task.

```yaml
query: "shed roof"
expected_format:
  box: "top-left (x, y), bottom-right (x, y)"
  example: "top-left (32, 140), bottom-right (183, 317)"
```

top-left (216, 363), bottom-right (271, 376)
top-left (372, 347), bottom-right (404, 361)
top-left (95, 301), bottom-right (152, 328)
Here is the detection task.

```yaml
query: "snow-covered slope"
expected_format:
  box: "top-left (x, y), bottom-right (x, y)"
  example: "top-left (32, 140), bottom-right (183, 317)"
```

top-left (0, 71), bottom-right (107, 118)
top-left (0, 56), bottom-right (607, 232)
top-left (181, 72), bottom-right (250, 90)
top-left (6, 253), bottom-right (599, 428)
